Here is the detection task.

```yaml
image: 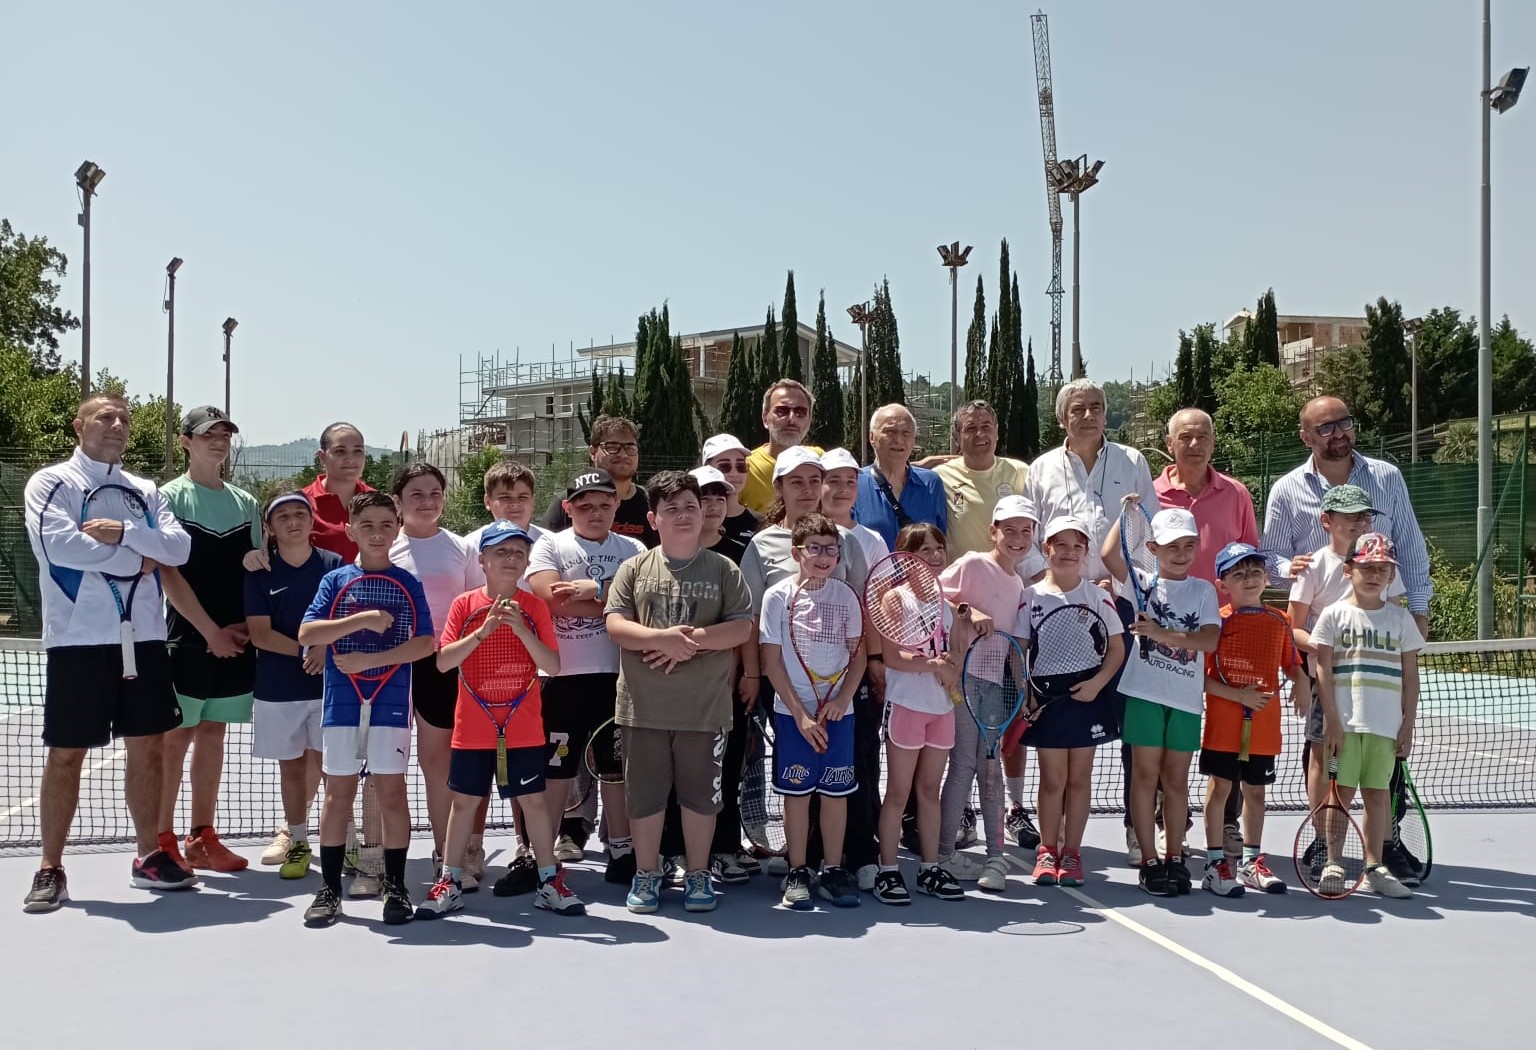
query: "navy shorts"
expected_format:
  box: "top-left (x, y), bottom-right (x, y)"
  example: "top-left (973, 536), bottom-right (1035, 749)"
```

top-left (542, 672), bottom-right (617, 780)
top-left (1198, 749), bottom-right (1277, 787)
top-left (448, 746), bottom-right (548, 800)
top-left (772, 710), bottom-right (856, 797)
top-left (44, 643), bottom-right (182, 749)
top-left (170, 643), bottom-right (255, 701)
top-left (1023, 685), bottom-right (1119, 750)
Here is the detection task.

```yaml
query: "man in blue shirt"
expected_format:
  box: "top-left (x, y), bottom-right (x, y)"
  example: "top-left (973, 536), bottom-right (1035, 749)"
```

top-left (853, 404), bottom-right (950, 549)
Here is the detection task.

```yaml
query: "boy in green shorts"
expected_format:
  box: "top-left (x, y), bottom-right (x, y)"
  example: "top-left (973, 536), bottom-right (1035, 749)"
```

top-left (1308, 532), bottom-right (1422, 899)
top-left (1103, 500), bottom-right (1221, 898)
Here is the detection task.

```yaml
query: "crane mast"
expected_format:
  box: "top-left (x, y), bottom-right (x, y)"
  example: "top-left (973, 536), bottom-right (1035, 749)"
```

top-left (1031, 11), bottom-right (1065, 389)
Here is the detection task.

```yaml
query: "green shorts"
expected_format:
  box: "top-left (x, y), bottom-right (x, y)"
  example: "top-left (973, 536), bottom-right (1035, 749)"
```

top-left (1335, 732), bottom-right (1395, 790)
top-left (1121, 696), bottom-right (1201, 752)
top-left (176, 693), bottom-right (255, 727)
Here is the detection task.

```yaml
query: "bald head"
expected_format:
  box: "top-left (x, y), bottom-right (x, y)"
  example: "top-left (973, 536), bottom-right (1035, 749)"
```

top-left (1165, 407), bottom-right (1213, 476)
top-left (1167, 408), bottom-right (1212, 437)
top-left (1301, 396), bottom-right (1348, 429)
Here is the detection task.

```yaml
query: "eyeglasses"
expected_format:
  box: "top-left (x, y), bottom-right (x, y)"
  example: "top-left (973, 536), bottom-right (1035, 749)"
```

top-left (712, 459), bottom-right (748, 473)
top-left (1314, 416), bottom-right (1355, 438)
top-left (597, 441), bottom-right (639, 455)
top-left (796, 542), bottom-right (841, 558)
top-left (771, 405), bottom-right (809, 420)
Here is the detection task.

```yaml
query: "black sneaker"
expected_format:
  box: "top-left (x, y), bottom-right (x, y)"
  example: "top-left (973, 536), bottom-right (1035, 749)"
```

top-left (1382, 839), bottom-right (1423, 888)
top-left (900, 814), bottom-right (922, 854)
top-left (872, 869), bottom-right (911, 906)
top-left (605, 847), bottom-right (638, 885)
top-left (1301, 837), bottom-right (1326, 880)
top-left (23, 866), bottom-right (68, 913)
top-left (303, 885), bottom-right (342, 927)
top-left (916, 864), bottom-right (965, 901)
top-left (1139, 859), bottom-right (1176, 898)
top-left (955, 806), bottom-right (979, 850)
top-left (1167, 857), bottom-right (1193, 895)
top-left (131, 849), bottom-right (198, 891)
top-left (493, 853), bottom-right (538, 897)
top-left (380, 878), bottom-right (414, 925)
top-left (1006, 803), bottom-right (1042, 850)
top-left (818, 865), bottom-right (861, 908)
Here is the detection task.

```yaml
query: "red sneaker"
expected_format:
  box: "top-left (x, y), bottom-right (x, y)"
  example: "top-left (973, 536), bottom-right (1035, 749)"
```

top-left (158, 831), bottom-right (195, 875)
top-left (184, 827), bottom-right (249, 873)
top-left (1032, 848), bottom-right (1059, 886)
top-left (1057, 848), bottom-right (1085, 887)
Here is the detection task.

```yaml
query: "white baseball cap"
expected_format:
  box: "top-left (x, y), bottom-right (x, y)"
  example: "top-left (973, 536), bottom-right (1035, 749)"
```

top-left (772, 445), bottom-right (825, 481)
top-left (701, 434), bottom-right (750, 464)
top-left (820, 448), bottom-right (860, 473)
top-left (992, 494), bottom-right (1039, 524)
top-left (1150, 507), bottom-right (1199, 544)
top-left (1043, 515), bottom-right (1092, 542)
top-left (689, 465), bottom-right (730, 493)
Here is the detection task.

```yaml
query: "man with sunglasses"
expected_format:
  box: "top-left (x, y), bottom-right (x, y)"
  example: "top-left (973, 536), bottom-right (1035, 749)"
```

top-left (740, 381), bottom-right (820, 516)
top-left (543, 415), bottom-right (658, 549)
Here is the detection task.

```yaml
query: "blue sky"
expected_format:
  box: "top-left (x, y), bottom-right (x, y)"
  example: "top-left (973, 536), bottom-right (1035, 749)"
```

top-left (5, 0), bottom-right (1532, 445)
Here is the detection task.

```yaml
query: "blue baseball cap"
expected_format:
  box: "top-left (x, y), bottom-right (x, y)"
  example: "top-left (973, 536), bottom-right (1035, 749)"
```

top-left (1214, 541), bottom-right (1264, 577)
top-left (478, 520), bottom-right (532, 552)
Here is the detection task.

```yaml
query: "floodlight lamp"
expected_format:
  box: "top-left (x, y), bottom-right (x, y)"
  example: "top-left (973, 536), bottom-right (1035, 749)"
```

top-left (1490, 67), bottom-right (1528, 114)
top-left (166, 257), bottom-right (183, 276)
top-left (75, 161), bottom-right (106, 192)
top-left (223, 317), bottom-right (239, 335)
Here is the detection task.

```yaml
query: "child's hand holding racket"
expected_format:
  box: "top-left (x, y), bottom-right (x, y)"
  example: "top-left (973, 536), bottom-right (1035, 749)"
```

top-left (817, 694), bottom-right (853, 724)
top-left (1395, 721), bottom-right (1416, 759)
top-left (795, 710), bottom-right (828, 753)
top-left (335, 650), bottom-right (382, 676)
top-left (357, 608), bottom-right (395, 634)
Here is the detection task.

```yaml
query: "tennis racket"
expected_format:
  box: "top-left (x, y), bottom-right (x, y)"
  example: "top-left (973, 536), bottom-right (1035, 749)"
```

top-left (458, 602), bottom-right (539, 790)
top-left (585, 717), bottom-right (625, 786)
top-left (1391, 759), bottom-right (1433, 884)
top-left (1212, 605), bottom-right (1297, 762)
top-left (787, 577), bottom-right (863, 746)
top-left (1119, 501), bottom-right (1159, 658)
top-left (1294, 758), bottom-right (1365, 899)
top-left (961, 631), bottom-right (1028, 759)
top-left (82, 482), bottom-right (159, 679)
top-left (864, 551), bottom-right (961, 704)
top-left (331, 573), bottom-right (417, 761)
top-left (739, 711), bottom-right (786, 857)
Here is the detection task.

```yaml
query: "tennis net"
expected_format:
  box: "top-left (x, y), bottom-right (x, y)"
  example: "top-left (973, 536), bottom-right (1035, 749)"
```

top-left (3, 636), bottom-right (1534, 849)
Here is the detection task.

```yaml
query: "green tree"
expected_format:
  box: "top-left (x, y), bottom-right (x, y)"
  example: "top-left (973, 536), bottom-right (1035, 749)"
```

top-left (1192, 323), bottom-right (1218, 415)
top-left (757, 306), bottom-right (779, 391)
top-left (441, 445), bottom-right (504, 534)
top-left (719, 331), bottom-right (760, 443)
top-left (808, 292), bottom-right (843, 448)
top-left (843, 366), bottom-right (864, 453)
top-left (1013, 339), bottom-right (1040, 460)
top-left (604, 364), bottom-right (632, 421)
top-left (779, 270), bottom-right (803, 383)
top-left (1315, 345), bottom-right (1373, 418)
top-left (633, 306), bottom-right (699, 465)
top-left (1251, 288), bottom-right (1280, 369)
top-left (1360, 296), bottom-right (1409, 430)
top-left (962, 275), bottom-right (986, 401)
top-left (0, 346), bottom-right (79, 451)
top-left (0, 220), bottom-right (80, 371)
top-left (1174, 330), bottom-right (1195, 409)
top-left (1212, 364), bottom-right (1303, 473)
top-left (1142, 381), bottom-right (1180, 441)
top-left (868, 278), bottom-right (904, 408)
top-left (1492, 315), bottom-right (1536, 414)
top-left (1412, 307), bottom-right (1477, 425)
top-left (1101, 380), bottom-right (1132, 434)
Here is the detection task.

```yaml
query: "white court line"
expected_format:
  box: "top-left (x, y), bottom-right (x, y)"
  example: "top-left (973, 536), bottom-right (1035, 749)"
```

top-left (1421, 740), bottom-right (1535, 767)
top-left (0, 749), bottom-right (125, 822)
top-left (0, 705), bottom-right (39, 721)
top-left (1004, 855), bottom-right (1373, 1050)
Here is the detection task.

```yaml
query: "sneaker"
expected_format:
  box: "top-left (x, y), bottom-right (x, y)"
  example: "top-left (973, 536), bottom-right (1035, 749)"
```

top-left (1302, 838), bottom-right (1326, 881)
top-left (873, 869), bottom-right (911, 905)
top-left (349, 845), bottom-right (383, 899)
top-left (1125, 826), bottom-right (1141, 867)
top-left (1006, 804), bottom-right (1042, 850)
top-left (710, 852), bottom-right (750, 885)
top-left (626, 871), bottom-right (663, 914)
top-left (854, 863), bottom-right (878, 893)
top-left (817, 865), bottom-right (860, 907)
top-left (1057, 848), bottom-right (1085, 888)
top-left (665, 856), bottom-right (687, 887)
top-left (344, 823), bottom-right (359, 874)
top-left (937, 851), bottom-right (985, 881)
top-left (184, 827), bottom-right (249, 873)
top-left (303, 885), bottom-right (342, 927)
top-left (763, 855), bottom-right (789, 878)
top-left (462, 841), bottom-right (485, 893)
top-left (606, 845), bottom-right (638, 885)
top-left (1319, 861), bottom-right (1348, 896)
top-left (261, 827), bottom-right (292, 866)
top-left (1167, 857), bottom-right (1193, 895)
top-left (736, 851), bottom-right (761, 876)
top-left (431, 849), bottom-right (443, 882)
top-left (415, 875), bottom-right (464, 918)
top-left (536, 870), bottom-right (587, 916)
top-left (1238, 855), bottom-right (1287, 894)
top-left (900, 814), bottom-right (922, 853)
top-left (916, 863), bottom-right (964, 901)
top-left (955, 806), bottom-right (979, 850)
top-left (682, 869), bottom-right (717, 912)
top-left (1365, 864), bottom-right (1413, 899)
top-left (781, 866), bottom-right (814, 910)
top-left (23, 866), bottom-right (68, 913)
top-left (157, 831), bottom-right (194, 875)
top-left (1223, 822), bottom-right (1244, 860)
top-left (1202, 858), bottom-right (1245, 898)
top-left (493, 853), bottom-right (538, 897)
top-left (380, 878), bottom-right (415, 925)
top-left (978, 855), bottom-right (1010, 893)
top-left (131, 849), bottom-right (199, 891)
top-left (553, 833), bottom-right (585, 864)
top-left (279, 841), bottom-right (313, 880)
top-left (1382, 839), bottom-right (1423, 888)
top-left (1034, 848), bottom-right (1060, 886)
top-left (1139, 859), bottom-right (1175, 898)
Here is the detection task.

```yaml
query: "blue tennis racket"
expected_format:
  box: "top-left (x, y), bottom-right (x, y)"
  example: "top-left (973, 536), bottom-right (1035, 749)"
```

top-left (1119, 501), bottom-right (1159, 657)
top-left (961, 631), bottom-right (1028, 759)
top-left (82, 482), bottom-right (159, 679)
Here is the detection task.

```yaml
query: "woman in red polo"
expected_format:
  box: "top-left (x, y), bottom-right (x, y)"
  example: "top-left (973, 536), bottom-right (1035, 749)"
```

top-left (302, 423), bottom-right (375, 561)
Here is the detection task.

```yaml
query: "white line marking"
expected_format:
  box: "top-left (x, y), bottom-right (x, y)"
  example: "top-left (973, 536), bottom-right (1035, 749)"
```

top-left (0, 749), bottom-right (125, 821)
top-left (1421, 740), bottom-right (1535, 766)
top-left (1003, 855), bottom-right (1373, 1050)
top-left (0, 705), bottom-right (40, 722)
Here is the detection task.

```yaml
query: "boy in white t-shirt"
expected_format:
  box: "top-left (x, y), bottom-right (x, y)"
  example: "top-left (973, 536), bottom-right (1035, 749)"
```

top-left (1102, 499), bottom-right (1221, 898)
top-left (1309, 532), bottom-right (1422, 900)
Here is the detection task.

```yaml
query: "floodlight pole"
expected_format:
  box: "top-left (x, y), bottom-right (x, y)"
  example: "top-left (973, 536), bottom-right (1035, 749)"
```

top-left (848, 302), bottom-right (875, 463)
top-left (937, 242), bottom-right (972, 451)
top-left (74, 161), bottom-right (105, 396)
top-left (164, 259), bottom-right (182, 475)
top-left (222, 318), bottom-right (238, 418)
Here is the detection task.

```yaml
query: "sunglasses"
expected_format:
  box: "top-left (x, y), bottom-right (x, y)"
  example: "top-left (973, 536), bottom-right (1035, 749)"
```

top-left (771, 405), bottom-right (809, 420)
top-left (1314, 416), bottom-right (1355, 438)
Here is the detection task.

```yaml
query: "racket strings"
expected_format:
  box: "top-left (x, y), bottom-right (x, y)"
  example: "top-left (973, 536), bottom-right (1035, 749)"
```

top-left (332, 579), bottom-right (415, 660)
top-left (1121, 511), bottom-right (1158, 579)
top-left (864, 554), bottom-right (943, 648)
top-left (790, 589), bottom-right (858, 682)
top-left (962, 635), bottom-right (1024, 727)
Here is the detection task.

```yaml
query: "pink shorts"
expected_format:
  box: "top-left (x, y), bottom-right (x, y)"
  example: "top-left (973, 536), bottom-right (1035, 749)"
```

top-left (887, 705), bottom-right (955, 751)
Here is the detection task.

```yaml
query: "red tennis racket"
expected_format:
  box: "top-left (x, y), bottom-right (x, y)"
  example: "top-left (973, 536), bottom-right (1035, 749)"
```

top-left (1212, 605), bottom-right (1297, 761)
top-left (458, 602), bottom-right (540, 789)
top-left (1294, 759), bottom-right (1366, 899)
top-left (331, 573), bottom-right (417, 761)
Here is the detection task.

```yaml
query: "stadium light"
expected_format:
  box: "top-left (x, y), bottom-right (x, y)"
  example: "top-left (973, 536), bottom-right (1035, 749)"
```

top-left (74, 161), bottom-right (106, 396)
top-left (937, 242), bottom-right (973, 449)
top-left (1053, 154), bottom-right (1105, 380)
top-left (164, 258), bottom-right (183, 474)
top-left (847, 302), bottom-right (876, 462)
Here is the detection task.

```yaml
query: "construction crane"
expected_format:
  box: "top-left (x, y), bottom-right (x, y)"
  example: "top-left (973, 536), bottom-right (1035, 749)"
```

top-left (1031, 11), bottom-right (1065, 390)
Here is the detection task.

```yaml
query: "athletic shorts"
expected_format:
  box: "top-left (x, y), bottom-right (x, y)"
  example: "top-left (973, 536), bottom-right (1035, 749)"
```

top-left (43, 643), bottom-right (182, 749)
top-left (448, 746), bottom-right (547, 800)
top-left (542, 672), bottom-right (617, 780)
top-left (1121, 696), bottom-right (1201, 752)
top-left (1198, 749), bottom-right (1277, 787)
top-left (623, 725), bottom-right (726, 818)
top-left (411, 654), bottom-right (459, 731)
top-left (170, 645), bottom-right (255, 726)
top-left (321, 725), bottom-right (412, 777)
top-left (251, 698), bottom-right (323, 760)
top-left (1025, 686), bottom-right (1120, 750)
top-left (886, 705), bottom-right (955, 751)
top-left (772, 711), bottom-right (856, 797)
top-left (1336, 732), bottom-right (1395, 790)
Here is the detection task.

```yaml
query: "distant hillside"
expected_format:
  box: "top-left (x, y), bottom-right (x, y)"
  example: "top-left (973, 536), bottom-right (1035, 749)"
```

top-left (232, 438), bottom-right (396, 480)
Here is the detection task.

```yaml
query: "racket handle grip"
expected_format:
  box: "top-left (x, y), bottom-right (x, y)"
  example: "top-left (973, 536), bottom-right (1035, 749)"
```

top-left (120, 622), bottom-right (138, 680)
top-left (495, 740), bottom-right (509, 788)
top-left (355, 705), bottom-right (371, 761)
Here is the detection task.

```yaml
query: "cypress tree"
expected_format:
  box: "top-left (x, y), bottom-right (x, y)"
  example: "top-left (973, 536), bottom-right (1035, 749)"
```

top-left (758, 306), bottom-right (779, 389)
top-left (719, 331), bottom-right (760, 444)
top-left (1193, 323), bottom-right (1218, 415)
top-left (1174, 330), bottom-right (1196, 408)
top-left (605, 363), bottom-right (631, 421)
top-left (869, 279), bottom-right (905, 407)
top-left (962, 275), bottom-right (987, 400)
top-left (780, 270), bottom-right (803, 383)
top-left (986, 314), bottom-right (1006, 449)
top-left (809, 292), bottom-right (843, 448)
top-left (1255, 289), bottom-right (1281, 369)
top-left (1021, 339), bottom-right (1040, 460)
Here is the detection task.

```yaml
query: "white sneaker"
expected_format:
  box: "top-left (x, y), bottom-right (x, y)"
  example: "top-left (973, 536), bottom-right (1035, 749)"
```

top-left (855, 864), bottom-right (878, 893)
top-left (764, 855), bottom-right (789, 877)
top-left (462, 840), bottom-right (485, 893)
top-left (1237, 855), bottom-right (1287, 894)
top-left (260, 827), bottom-right (291, 866)
top-left (1125, 826), bottom-right (1141, 867)
top-left (349, 845), bottom-right (383, 899)
top-left (553, 834), bottom-right (585, 863)
top-left (937, 851), bottom-right (985, 882)
top-left (1202, 858), bottom-right (1245, 898)
top-left (1365, 864), bottom-right (1413, 899)
top-left (978, 855), bottom-right (1009, 893)
top-left (415, 875), bottom-right (463, 918)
